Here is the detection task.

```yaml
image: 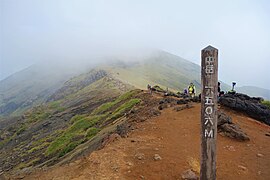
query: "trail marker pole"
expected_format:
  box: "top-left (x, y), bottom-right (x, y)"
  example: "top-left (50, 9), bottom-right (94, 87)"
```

top-left (200, 45), bottom-right (218, 180)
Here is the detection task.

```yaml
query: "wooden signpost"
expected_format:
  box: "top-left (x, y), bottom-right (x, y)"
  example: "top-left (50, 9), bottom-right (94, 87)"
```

top-left (200, 45), bottom-right (218, 180)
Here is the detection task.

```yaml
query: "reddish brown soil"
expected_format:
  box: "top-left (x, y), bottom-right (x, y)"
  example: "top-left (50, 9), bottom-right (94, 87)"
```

top-left (23, 99), bottom-right (270, 180)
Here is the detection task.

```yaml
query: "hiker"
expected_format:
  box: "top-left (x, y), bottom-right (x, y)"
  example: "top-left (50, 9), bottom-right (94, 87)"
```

top-left (218, 82), bottom-right (221, 95)
top-left (218, 82), bottom-right (225, 97)
top-left (164, 87), bottom-right (169, 96)
top-left (228, 82), bottom-right (236, 95)
top-left (188, 83), bottom-right (196, 98)
top-left (183, 88), bottom-right (188, 95)
top-left (147, 84), bottom-right (152, 94)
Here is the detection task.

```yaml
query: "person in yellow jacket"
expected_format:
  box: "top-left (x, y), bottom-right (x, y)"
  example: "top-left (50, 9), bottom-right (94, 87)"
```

top-left (188, 83), bottom-right (196, 98)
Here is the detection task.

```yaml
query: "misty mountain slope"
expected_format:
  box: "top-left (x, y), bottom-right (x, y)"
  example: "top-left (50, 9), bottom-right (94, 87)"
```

top-left (0, 63), bottom-right (92, 117)
top-left (47, 69), bottom-right (108, 102)
top-left (1, 49), bottom-right (269, 118)
top-left (237, 86), bottom-right (270, 100)
top-left (0, 50), bottom-right (201, 117)
top-left (47, 71), bottom-right (134, 110)
top-left (104, 50), bottom-right (201, 92)
top-left (0, 71), bottom-right (135, 172)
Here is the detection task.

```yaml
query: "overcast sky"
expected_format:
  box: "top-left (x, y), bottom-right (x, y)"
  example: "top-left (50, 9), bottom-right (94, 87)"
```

top-left (1, 0), bottom-right (270, 89)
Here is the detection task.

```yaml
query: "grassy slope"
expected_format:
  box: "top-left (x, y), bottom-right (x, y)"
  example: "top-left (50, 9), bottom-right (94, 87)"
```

top-left (46, 92), bottom-right (140, 158)
top-left (104, 50), bottom-right (201, 93)
top-left (0, 71), bottom-right (139, 171)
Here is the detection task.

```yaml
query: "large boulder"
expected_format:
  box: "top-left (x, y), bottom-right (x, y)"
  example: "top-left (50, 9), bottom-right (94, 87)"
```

top-left (219, 93), bottom-right (270, 125)
top-left (217, 110), bottom-right (249, 141)
top-left (219, 123), bottom-right (250, 141)
top-left (217, 111), bottom-right (232, 126)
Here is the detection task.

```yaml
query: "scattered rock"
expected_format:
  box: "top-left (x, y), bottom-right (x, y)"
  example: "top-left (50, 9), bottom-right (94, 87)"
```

top-left (153, 154), bottom-right (162, 161)
top-left (154, 148), bottom-right (159, 151)
top-left (164, 91), bottom-right (179, 97)
top-left (159, 97), bottom-right (176, 104)
top-left (190, 96), bottom-right (201, 103)
top-left (265, 133), bottom-right (270, 137)
top-left (151, 109), bottom-right (161, 116)
top-left (130, 138), bottom-right (140, 143)
top-left (174, 104), bottom-right (194, 112)
top-left (101, 133), bottom-right (121, 148)
top-left (177, 99), bottom-right (189, 105)
top-left (228, 146), bottom-right (235, 151)
top-left (224, 145), bottom-right (236, 152)
top-left (159, 99), bottom-right (165, 104)
top-left (158, 104), bottom-right (168, 110)
top-left (126, 162), bottom-right (132, 166)
top-left (174, 106), bottom-right (185, 111)
top-left (111, 164), bottom-right (119, 172)
top-left (181, 169), bottom-right (198, 180)
top-left (238, 165), bottom-right (247, 171)
top-left (42, 121), bottom-right (51, 127)
top-left (257, 153), bottom-right (264, 157)
top-left (178, 93), bottom-right (190, 98)
top-left (116, 123), bottom-right (130, 137)
top-left (135, 153), bottom-right (145, 160)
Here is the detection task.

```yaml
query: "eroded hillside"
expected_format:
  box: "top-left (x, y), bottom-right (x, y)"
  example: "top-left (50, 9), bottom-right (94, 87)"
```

top-left (0, 70), bottom-right (136, 173)
top-left (4, 90), bottom-right (270, 180)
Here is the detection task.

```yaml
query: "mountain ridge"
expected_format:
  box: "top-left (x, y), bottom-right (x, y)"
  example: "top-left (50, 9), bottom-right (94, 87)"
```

top-left (0, 50), bottom-right (269, 117)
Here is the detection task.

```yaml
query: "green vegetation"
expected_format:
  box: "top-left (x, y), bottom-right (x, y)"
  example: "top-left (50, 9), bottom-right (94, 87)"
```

top-left (48, 100), bottom-right (66, 112)
top-left (152, 85), bottom-right (165, 92)
top-left (15, 157), bottom-right (41, 170)
top-left (262, 100), bottom-right (270, 109)
top-left (70, 114), bottom-right (87, 124)
top-left (30, 112), bottom-right (50, 123)
top-left (26, 106), bottom-right (51, 123)
top-left (28, 142), bottom-right (50, 154)
top-left (48, 101), bottom-right (61, 109)
top-left (0, 123), bottom-right (26, 148)
top-left (116, 90), bottom-right (139, 102)
top-left (16, 124), bottom-right (26, 135)
top-left (110, 98), bottom-right (141, 120)
top-left (25, 100), bottom-right (66, 124)
top-left (92, 90), bottom-right (138, 115)
top-left (0, 135), bottom-right (14, 148)
top-left (85, 127), bottom-right (100, 139)
top-left (46, 115), bottom-right (103, 157)
top-left (45, 90), bottom-right (141, 157)
top-left (92, 102), bottom-right (115, 115)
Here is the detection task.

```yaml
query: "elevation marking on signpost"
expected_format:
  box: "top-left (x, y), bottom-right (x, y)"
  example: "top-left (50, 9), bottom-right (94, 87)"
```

top-left (200, 45), bottom-right (218, 180)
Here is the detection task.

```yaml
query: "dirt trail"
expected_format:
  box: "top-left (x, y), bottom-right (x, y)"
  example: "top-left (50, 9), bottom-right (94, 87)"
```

top-left (24, 97), bottom-right (270, 180)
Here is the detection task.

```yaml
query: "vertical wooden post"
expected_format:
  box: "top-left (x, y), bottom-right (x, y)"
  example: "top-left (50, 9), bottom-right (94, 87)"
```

top-left (200, 45), bottom-right (218, 180)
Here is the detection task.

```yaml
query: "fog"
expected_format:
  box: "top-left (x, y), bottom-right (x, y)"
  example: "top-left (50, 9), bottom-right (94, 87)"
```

top-left (1, 0), bottom-right (270, 89)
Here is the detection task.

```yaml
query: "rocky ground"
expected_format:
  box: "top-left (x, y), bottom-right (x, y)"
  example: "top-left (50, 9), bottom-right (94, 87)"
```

top-left (219, 93), bottom-right (270, 125)
top-left (5, 91), bottom-right (269, 180)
